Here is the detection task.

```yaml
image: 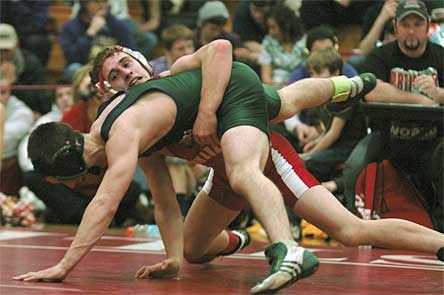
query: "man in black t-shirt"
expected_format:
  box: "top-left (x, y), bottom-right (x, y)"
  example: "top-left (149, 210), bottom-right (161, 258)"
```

top-left (323, 0), bottom-right (444, 232)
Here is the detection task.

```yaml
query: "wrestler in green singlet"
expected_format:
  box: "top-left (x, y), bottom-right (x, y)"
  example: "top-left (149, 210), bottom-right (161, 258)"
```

top-left (98, 61), bottom-right (282, 156)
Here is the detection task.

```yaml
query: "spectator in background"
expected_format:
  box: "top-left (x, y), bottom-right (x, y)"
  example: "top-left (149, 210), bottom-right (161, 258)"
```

top-left (18, 78), bottom-right (74, 173)
top-left (0, 23), bottom-right (51, 117)
top-left (194, 1), bottom-right (243, 50)
top-left (136, 0), bottom-right (163, 58)
top-left (323, 0), bottom-right (444, 232)
top-left (300, 0), bottom-right (373, 29)
top-left (232, 0), bottom-right (276, 71)
top-left (429, 0), bottom-right (444, 46)
top-left (0, 70), bottom-right (33, 195)
top-left (259, 3), bottom-right (306, 88)
top-left (71, 0), bottom-right (158, 60)
top-left (345, 0), bottom-right (399, 72)
top-left (285, 25), bottom-right (358, 153)
top-left (60, 0), bottom-right (136, 80)
top-left (289, 25), bottom-right (358, 82)
top-left (359, 0), bottom-right (399, 56)
top-left (0, 0), bottom-right (53, 66)
top-left (233, 0), bottom-right (273, 46)
top-left (61, 65), bottom-right (102, 133)
top-left (139, 0), bottom-right (207, 33)
top-left (301, 49), bottom-right (366, 185)
top-left (149, 24), bottom-right (195, 74)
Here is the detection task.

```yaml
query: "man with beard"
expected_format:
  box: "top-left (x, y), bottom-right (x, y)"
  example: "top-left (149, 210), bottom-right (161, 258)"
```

top-left (322, 0), bottom-right (444, 231)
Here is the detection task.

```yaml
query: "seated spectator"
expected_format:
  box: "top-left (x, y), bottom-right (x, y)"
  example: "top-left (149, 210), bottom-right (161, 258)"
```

top-left (71, 0), bottom-right (158, 59)
top-left (61, 65), bottom-right (102, 133)
top-left (0, 23), bottom-right (51, 116)
top-left (232, 0), bottom-right (276, 72)
top-left (300, 0), bottom-right (373, 29)
top-left (149, 24), bottom-right (195, 74)
top-left (285, 25), bottom-right (359, 152)
top-left (139, 0), bottom-right (206, 32)
top-left (60, 0), bottom-right (136, 80)
top-left (0, 71), bottom-right (33, 195)
top-left (18, 78), bottom-right (74, 172)
top-left (300, 49), bottom-right (367, 184)
top-left (259, 3), bottom-right (306, 88)
top-left (134, 0), bottom-right (162, 58)
top-left (345, 0), bottom-right (399, 72)
top-left (194, 1), bottom-right (243, 51)
top-left (0, 0), bottom-right (53, 66)
top-left (429, 1), bottom-right (444, 46)
top-left (288, 25), bottom-right (358, 82)
top-left (323, 0), bottom-right (444, 232)
top-left (233, 0), bottom-right (273, 49)
top-left (358, 0), bottom-right (399, 56)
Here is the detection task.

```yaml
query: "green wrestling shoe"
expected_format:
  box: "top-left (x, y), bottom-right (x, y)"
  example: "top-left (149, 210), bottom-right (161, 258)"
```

top-left (326, 72), bottom-right (377, 115)
top-left (358, 72), bottom-right (377, 97)
top-left (250, 240), bottom-right (319, 294)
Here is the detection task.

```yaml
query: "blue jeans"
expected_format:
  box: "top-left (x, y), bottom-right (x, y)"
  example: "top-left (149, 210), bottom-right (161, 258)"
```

top-left (304, 140), bottom-right (359, 182)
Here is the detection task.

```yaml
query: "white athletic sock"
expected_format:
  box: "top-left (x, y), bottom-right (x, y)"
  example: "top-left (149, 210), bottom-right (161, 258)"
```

top-left (349, 76), bottom-right (364, 98)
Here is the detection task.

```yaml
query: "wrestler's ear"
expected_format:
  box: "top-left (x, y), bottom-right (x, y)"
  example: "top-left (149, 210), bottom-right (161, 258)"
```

top-left (95, 81), bottom-right (111, 94)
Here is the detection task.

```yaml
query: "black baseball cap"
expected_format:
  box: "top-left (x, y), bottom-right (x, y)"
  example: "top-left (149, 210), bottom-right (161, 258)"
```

top-left (395, 0), bottom-right (429, 21)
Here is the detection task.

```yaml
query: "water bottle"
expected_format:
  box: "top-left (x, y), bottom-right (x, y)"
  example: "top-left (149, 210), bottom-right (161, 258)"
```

top-left (127, 224), bottom-right (160, 238)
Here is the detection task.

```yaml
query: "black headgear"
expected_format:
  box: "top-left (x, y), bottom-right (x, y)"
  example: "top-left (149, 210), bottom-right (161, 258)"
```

top-left (37, 131), bottom-right (89, 180)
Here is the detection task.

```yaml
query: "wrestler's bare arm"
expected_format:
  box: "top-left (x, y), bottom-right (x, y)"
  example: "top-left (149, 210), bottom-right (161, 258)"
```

top-left (13, 124), bottom-right (141, 282)
top-left (171, 39), bottom-right (233, 147)
top-left (136, 154), bottom-right (184, 278)
top-left (59, 129), bottom-right (139, 269)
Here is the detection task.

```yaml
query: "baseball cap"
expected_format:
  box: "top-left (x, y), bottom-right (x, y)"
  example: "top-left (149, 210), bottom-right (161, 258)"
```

top-left (395, 0), bottom-right (429, 21)
top-left (197, 1), bottom-right (229, 26)
top-left (0, 23), bottom-right (18, 49)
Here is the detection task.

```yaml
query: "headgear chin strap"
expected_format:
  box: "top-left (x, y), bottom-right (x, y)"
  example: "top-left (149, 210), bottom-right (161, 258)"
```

top-left (98, 46), bottom-right (154, 92)
top-left (48, 132), bottom-right (89, 180)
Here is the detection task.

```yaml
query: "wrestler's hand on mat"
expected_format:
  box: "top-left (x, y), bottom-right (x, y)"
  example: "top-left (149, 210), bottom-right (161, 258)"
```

top-left (193, 111), bottom-right (219, 148)
top-left (13, 264), bottom-right (67, 282)
top-left (135, 257), bottom-right (181, 279)
top-left (191, 145), bottom-right (222, 164)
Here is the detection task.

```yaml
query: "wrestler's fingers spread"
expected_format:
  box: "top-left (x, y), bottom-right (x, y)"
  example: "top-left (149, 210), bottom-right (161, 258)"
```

top-left (135, 267), bottom-right (144, 278)
top-left (137, 268), bottom-right (151, 279)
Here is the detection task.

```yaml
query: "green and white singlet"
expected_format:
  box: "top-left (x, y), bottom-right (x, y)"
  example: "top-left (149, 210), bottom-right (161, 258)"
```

top-left (99, 62), bottom-right (281, 156)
